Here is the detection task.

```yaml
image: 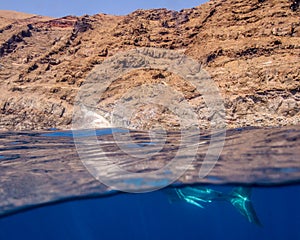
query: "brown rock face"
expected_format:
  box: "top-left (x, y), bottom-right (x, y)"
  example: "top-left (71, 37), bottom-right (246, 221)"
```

top-left (0, 0), bottom-right (299, 130)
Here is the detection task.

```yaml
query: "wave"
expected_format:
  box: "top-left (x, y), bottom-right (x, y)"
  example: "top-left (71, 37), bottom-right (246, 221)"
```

top-left (0, 125), bottom-right (299, 217)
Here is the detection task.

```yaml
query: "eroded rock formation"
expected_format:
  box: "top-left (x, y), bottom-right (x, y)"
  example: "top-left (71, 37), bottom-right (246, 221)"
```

top-left (0, 0), bottom-right (299, 130)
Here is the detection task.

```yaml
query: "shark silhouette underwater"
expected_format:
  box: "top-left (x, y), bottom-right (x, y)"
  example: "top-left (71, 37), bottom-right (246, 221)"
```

top-left (166, 186), bottom-right (262, 226)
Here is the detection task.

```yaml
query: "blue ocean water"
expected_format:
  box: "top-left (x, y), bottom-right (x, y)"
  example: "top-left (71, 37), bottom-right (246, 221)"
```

top-left (1, 127), bottom-right (300, 240)
top-left (0, 185), bottom-right (300, 240)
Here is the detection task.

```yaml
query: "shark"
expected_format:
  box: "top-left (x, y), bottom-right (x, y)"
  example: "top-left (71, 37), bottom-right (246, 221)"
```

top-left (166, 186), bottom-right (262, 226)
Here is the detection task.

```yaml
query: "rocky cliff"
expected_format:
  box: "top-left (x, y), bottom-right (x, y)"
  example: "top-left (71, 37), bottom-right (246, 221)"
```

top-left (0, 0), bottom-right (299, 130)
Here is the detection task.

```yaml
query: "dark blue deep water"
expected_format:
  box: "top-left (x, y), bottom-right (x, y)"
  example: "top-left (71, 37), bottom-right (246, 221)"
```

top-left (0, 185), bottom-right (300, 240)
top-left (1, 127), bottom-right (300, 239)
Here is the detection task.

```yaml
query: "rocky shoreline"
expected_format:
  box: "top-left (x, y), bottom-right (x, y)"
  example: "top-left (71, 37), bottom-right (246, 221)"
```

top-left (0, 0), bottom-right (299, 130)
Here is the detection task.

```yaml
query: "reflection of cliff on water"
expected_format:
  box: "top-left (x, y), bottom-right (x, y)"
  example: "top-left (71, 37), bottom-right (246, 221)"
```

top-left (0, 125), bottom-right (300, 217)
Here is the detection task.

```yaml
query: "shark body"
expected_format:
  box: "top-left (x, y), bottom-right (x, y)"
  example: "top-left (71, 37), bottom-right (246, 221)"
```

top-left (167, 186), bottom-right (262, 226)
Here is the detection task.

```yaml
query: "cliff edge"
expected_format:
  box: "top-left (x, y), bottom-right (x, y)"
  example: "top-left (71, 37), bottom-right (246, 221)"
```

top-left (0, 0), bottom-right (299, 130)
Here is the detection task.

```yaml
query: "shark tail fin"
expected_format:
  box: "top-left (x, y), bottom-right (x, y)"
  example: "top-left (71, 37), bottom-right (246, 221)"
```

top-left (228, 187), bottom-right (262, 226)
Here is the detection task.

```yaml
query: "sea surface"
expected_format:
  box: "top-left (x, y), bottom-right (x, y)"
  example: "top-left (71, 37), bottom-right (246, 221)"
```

top-left (0, 126), bottom-right (300, 240)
